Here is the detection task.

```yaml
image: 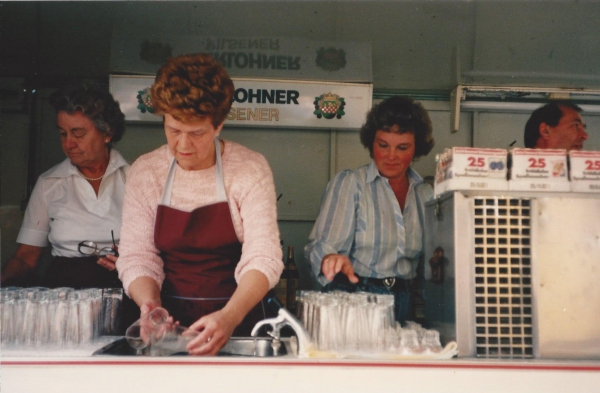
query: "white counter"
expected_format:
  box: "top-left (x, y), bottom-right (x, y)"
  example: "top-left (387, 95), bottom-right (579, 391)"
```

top-left (3, 354), bottom-right (600, 393)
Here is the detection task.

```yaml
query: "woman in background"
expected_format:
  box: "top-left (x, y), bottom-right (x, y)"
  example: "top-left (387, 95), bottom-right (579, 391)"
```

top-left (305, 96), bottom-right (435, 325)
top-left (2, 87), bottom-right (128, 289)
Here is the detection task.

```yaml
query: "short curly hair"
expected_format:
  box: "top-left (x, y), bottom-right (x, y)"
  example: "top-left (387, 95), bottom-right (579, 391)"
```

top-left (360, 96), bottom-right (435, 159)
top-left (49, 87), bottom-right (126, 147)
top-left (151, 53), bottom-right (234, 126)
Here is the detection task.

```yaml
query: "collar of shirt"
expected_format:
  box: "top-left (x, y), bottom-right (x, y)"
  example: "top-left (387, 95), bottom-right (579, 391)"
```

top-left (365, 159), bottom-right (424, 186)
top-left (42, 149), bottom-right (129, 180)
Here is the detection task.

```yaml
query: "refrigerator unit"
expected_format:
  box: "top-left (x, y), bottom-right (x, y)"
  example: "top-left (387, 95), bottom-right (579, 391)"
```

top-left (423, 190), bottom-right (600, 359)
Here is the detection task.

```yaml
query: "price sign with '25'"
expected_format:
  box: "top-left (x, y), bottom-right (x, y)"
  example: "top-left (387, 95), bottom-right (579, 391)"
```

top-left (453, 147), bottom-right (507, 178)
top-left (510, 148), bottom-right (567, 180)
top-left (570, 151), bottom-right (600, 181)
top-left (583, 160), bottom-right (600, 171)
top-left (509, 148), bottom-right (570, 192)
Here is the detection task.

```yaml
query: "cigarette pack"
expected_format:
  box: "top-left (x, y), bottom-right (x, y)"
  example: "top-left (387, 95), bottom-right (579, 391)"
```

top-left (508, 148), bottom-right (570, 192)
top-left (434, 147), bottom-right (508, 196)
top-left (569, 150), bottom-right (600, 193)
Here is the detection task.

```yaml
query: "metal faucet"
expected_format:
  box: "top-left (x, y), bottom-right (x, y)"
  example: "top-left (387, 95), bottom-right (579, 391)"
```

top-left (251, 307), bottom-right (313, 357)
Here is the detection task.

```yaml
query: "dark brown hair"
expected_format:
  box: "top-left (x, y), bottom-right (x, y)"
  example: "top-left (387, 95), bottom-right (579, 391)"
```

top-left (524, 101), bottom-right (582, 148)
top-left (360, 96), bottom-right (434, 159)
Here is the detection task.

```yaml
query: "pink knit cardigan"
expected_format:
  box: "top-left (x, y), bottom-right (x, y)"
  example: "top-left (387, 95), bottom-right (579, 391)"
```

top-left (116, 141), bottom-right (283, 294)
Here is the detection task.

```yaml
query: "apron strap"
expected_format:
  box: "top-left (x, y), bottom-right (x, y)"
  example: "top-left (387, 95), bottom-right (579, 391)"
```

top-left (214, 138), bottom-right (227, 202)
top-left (159, 156), bottom-right (177, 206)
top-left (159, 138), bottom-right (227, 205)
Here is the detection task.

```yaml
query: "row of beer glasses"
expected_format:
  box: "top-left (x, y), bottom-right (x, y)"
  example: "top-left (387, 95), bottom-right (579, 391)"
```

top-left (296, 291), bottom-right (396, 353)
top-left (296, 291), bottom-right (443, 355)
top-left (0, 287), bottom-right (122, 348)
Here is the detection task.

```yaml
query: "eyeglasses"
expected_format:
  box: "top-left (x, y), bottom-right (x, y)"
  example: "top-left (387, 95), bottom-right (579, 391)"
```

top-left (78, 241), bottom-right (119, 257)
top-left (78, 231), bottom-right (120, 257)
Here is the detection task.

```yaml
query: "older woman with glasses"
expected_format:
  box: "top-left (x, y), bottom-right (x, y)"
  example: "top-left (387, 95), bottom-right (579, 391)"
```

top-left (1, 87), bottom-right (129, 290)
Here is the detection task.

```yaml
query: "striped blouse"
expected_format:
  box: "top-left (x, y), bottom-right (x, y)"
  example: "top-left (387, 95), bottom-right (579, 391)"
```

top-left (304, 160), bottom-right (433, 285)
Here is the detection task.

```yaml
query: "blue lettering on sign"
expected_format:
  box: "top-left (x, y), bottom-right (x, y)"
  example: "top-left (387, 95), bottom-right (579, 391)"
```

top-left (233, 88), bottom-right (299, 105)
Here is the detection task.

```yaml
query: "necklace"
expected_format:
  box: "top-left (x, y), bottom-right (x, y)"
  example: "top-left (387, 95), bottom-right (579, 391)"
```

top-left (78, 170), bottom-right (104, 181)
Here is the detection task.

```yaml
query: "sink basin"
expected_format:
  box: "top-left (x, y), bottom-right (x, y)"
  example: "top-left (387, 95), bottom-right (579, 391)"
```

top-left (219, 337), bottom-right (287, 357)
top-left (93, 337), bottom-right (149, 356)
top-left (93, 337), bottom-right (288, 357)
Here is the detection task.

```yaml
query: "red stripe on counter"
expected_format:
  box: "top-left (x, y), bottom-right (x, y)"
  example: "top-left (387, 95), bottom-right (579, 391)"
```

top-left (4, 359), bottom-right (600, 372)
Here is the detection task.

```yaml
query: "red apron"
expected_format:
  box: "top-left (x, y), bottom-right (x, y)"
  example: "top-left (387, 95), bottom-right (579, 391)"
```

top-left (154, 139), bottom-right (269, 335)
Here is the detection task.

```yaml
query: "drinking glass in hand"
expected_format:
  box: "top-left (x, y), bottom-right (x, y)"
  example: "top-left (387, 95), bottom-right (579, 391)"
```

top-left (149, 322), bottom-right (200, 356)
top-left (125, 307), bottom-right (170, 351)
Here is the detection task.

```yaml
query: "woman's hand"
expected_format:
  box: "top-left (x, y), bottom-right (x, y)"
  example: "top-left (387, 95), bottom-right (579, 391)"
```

top-left (321, 253), bottom-right (359, 283)
top-left (184, 270), bottom-right (270, 356)
top-left (186, 309), bottom-right (238, 356)
top-left (137, 301), bottom-right (167, 345)
top-left (98, 253), bottom-right (117, 271)
top-left (1, 244), bottom-right (44, 286)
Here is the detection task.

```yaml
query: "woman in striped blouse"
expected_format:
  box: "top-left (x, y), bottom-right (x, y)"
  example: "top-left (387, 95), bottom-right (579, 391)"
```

top-left (305, 96), bottom-right (435, 325)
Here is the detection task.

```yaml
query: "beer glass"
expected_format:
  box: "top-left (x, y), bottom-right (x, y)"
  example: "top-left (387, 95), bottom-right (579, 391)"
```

top-left (125, 307), bottom-right (170, 351)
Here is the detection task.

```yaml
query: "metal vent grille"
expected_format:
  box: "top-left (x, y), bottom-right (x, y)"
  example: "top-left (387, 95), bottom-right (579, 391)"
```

top-left (473, 197), bottom-right (534, 359)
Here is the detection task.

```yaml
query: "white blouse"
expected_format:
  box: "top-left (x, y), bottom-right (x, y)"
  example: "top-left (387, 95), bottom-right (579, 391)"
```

top-left (16, 149), bottom-right (129, 258)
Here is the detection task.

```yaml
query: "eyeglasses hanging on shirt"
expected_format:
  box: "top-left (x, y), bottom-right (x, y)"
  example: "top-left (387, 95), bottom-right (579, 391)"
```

top-left (78, 230), bottom-right (119, 257)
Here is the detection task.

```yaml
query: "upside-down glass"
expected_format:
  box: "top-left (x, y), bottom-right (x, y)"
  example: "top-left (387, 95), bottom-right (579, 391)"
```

top-left (6, 289), bottom-right (23, 346)
top-left (89, 288), bottom-right (104, 339)
top-left (312, 294), bottom-right (334, 351)
top-left (370, 294), bottom-right (396, 352)
top-left (400, 329), bottom-right (422, 353)
top-left (18, 288), bottom-right (44, 347)
top-left (77, 289), bottom-right (103, 344)
top-left (34, 290), bottom-right (51, 347)
top-left (422, 329), bottom-right (443, 353)
top-left (48, 287), bottom-right (73, 347)
top-left (78, 290), bottom-right (94, 344)
top-left (0, 287), bottom-right (20, 346)
top-left (102, 288), bottom-right (123, 335)
top-left (65, 291), bottom-right (81, 347)
top-left (78, 241), bottom-right (119, 257)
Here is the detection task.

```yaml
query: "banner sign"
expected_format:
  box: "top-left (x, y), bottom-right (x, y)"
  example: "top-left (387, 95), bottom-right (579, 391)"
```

top-left (109, 75), bottom-right (373, 130)
top-left (110, 30), bottom-right (372, 83)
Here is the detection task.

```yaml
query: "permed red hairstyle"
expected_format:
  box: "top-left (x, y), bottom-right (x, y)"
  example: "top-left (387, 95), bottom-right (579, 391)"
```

top-left (151, 53), bottom-right (234, 126)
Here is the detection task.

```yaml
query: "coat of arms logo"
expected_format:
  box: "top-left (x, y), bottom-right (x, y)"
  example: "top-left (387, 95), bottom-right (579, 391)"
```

top-left (137, 87), bottom-right (155, 114)
top-left (313, 93), bottom-right (346, 119)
